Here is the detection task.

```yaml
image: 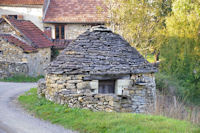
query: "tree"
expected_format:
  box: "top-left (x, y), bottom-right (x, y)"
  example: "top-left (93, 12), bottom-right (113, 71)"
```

top-left (161, 0), bottom-right (200, 102)
top-left (106, 0), bottom-right (172, 60)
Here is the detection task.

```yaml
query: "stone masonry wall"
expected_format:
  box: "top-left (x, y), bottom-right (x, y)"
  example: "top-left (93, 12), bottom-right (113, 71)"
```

top-left (0, 39), bottom-right (51, 76)
top-left (65, 24), bottom-right (92, 40)
top-left (0, 61), bottom-right (28, 79)
top-left (0, 39), bottom-right (26, 62)
top-left (26, 48), bottom-right (51, 76)
top-left (41, 73), bottom-right (156, 113)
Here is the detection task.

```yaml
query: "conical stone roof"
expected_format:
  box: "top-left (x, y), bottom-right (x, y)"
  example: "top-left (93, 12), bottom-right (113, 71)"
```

top-left (46, 26), bottom-right (157, 75)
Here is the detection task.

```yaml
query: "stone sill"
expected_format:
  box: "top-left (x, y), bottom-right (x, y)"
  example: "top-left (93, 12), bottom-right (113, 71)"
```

top-left (135, 82), bottom-right (147, 86)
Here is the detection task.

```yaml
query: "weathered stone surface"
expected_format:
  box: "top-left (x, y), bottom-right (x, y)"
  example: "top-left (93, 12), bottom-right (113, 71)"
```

top-left (37, 78), bottom-right (46, 98)
top-left (0, 36), bottom-right (51, 77)
top-left (0, 61), bottom-right (28, 79)
top-left (43, 73), bottom-right (156, 113)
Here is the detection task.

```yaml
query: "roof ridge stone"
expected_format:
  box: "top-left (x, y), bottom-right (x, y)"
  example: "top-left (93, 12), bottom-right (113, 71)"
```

top-left (90, 25), bottom-right (112, 32)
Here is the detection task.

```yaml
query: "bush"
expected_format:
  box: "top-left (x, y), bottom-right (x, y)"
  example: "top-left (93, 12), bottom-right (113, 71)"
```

top-left (154, 73), bottom-right (200, 124)
top-left (159, 0), bottom-right (200, 103)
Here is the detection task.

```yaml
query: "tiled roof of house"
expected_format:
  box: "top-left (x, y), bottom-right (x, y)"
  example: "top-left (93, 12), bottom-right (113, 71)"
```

top-left (0, 34), bottom-right (37, 53)
top-left (0, 0), bottom-right (44, 5)
top-left (52, 39), bottom-right (73, 49)
top-left (43, 0), bottom-right (106, 23)
top-left (5, 17), bottom-right (53, 48)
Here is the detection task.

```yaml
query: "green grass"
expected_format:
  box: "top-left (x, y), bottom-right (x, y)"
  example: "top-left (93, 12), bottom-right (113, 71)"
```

top-left (0, 75), bottom-right (44, 82)
top-left (18, 88), bottom-right (200, 133)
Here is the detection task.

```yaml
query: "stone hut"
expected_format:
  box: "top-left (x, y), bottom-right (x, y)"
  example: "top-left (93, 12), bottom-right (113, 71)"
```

top-left (42, 26), bottom-right (157, 113)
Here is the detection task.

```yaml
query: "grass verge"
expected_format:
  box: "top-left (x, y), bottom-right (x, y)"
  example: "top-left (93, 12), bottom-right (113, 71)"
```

top-left (0, 75), bottom-right (44, 82)
top-left (18, 88), bottom-right (200, 133)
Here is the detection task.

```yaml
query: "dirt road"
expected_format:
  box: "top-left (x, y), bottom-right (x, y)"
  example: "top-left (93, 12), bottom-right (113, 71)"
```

top-left (0, 82), bottom-right (76, 133)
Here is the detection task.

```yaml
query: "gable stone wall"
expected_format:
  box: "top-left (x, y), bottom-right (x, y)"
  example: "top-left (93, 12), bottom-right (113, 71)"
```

top-left (0, 39), bottom-right (51, 77)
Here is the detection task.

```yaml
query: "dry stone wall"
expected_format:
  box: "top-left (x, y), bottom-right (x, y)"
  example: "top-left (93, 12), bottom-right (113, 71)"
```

top-left (39, 73), bottom-right (156, 113)
top-left (0, 61), bottom-right (28, 79)
top-left (0, 39), bottom-right (25, 62)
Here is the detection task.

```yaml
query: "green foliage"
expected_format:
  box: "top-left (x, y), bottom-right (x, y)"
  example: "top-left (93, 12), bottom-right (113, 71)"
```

top-left (160, 0), bottom-right (200, 103)
top-left (0, 75), bottom-right (44, 82)
top-left (18, 88), bottom-right (200, 133)
top-left (51, 48), bottom-right (60, 60)
top-left (145, 53), bottom-right (155, 63)
top-left (155, 72), bottom-right (187, 99)
top-left (107, 0), bottom-right (172, 55)
top-left (108, 0), bottom-right (200, 103)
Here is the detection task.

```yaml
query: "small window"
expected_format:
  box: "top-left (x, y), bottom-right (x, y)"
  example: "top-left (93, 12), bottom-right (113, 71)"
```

top-left (55, 25), bottom-right (65, 39)
top-left (98, 80), bottom-right (115, 94)
top-left (8, 15), bottom-right (18, 19)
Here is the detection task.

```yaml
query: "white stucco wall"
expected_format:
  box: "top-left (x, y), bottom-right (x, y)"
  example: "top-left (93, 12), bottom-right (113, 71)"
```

top-left (0, 6), bottom-right (44, 30)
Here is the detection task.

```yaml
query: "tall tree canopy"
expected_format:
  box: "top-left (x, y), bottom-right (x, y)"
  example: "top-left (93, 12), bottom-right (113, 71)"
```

top-left (107, 0), bottom-right (172, 56)
top-left (161, 0), bottom-right (200, 102)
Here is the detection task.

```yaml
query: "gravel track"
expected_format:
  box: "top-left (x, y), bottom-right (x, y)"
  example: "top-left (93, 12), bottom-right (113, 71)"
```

top-left (0, 82), bottom-right (77, 133)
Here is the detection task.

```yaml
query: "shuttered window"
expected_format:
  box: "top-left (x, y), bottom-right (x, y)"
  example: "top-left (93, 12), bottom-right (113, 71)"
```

top-left (55, 25), bottom-right (65, 39)
top-left (98, 80), bottom-right (115, 94)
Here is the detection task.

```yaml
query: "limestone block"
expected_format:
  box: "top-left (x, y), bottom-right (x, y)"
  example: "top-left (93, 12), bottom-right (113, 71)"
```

top-left (77, 82), bottom-right (89, 89)
top-left (105, 95), bottom-right (113, 101)
top-left (105, 108), bottom-right (113, 112)
top-left (115, 79), bottom-right (132, 95)
top-left (90, 80), bottom-right (98, 93)
top-left (57, 84), bottom-right (64, 89)
top-left (109, 100), bottom-right (114, 106)
top-left (74, 75), bottom-right (84, 80)
top-left (51, 76), bottom-right (60, 81)
top-left (67, 80), bottom-right (82, 84)
top-left (62, 75), bottom-right (71, 80)
top-left (65, 83), bottom-right (76, 89)
top-left (57, 80), bottom-right (65, 84)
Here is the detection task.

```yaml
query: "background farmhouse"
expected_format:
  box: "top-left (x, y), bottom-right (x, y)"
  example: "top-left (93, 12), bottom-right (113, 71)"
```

top-left (0, 0), bottom-right (106, 78)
